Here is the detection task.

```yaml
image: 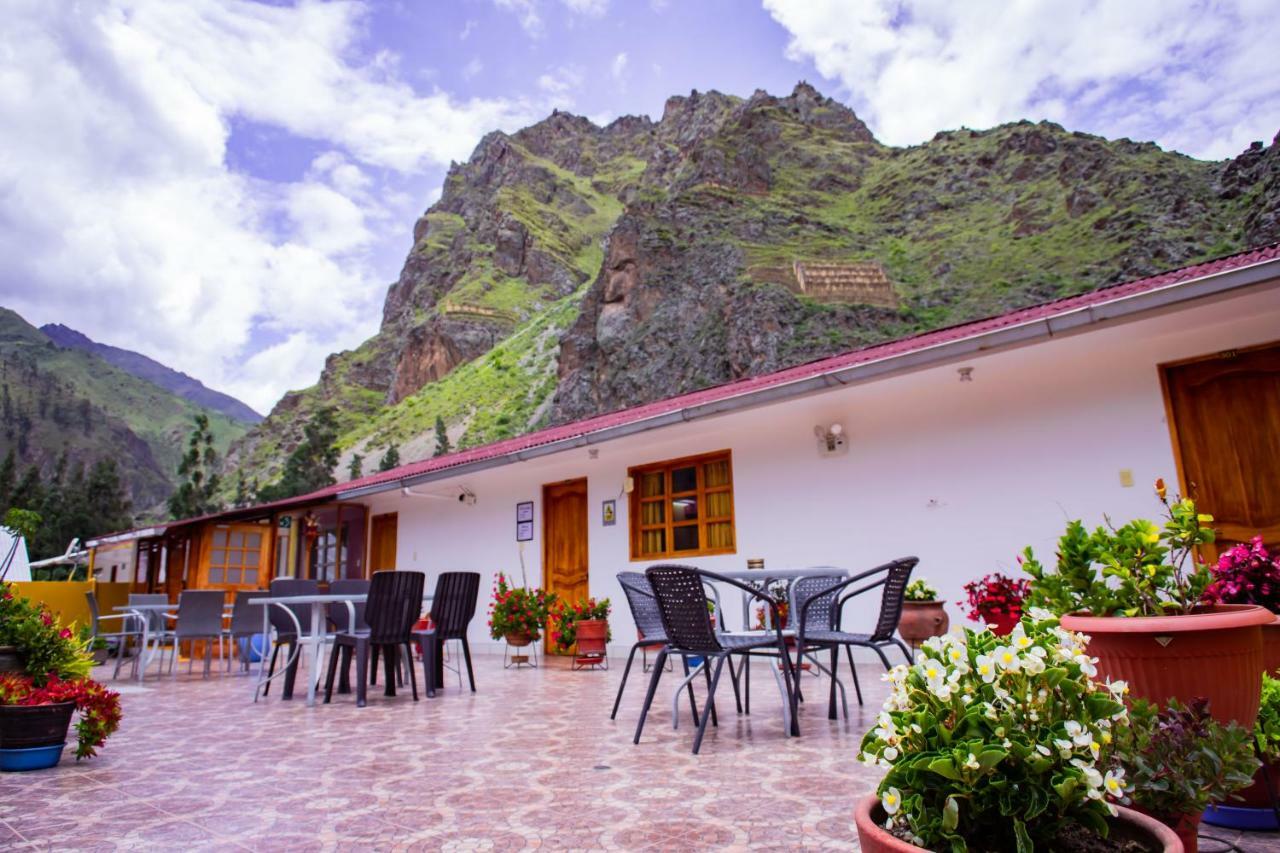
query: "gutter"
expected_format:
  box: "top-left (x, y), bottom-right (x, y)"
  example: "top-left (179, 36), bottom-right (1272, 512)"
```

top-left (339, 256), bottom-right (1280, 500)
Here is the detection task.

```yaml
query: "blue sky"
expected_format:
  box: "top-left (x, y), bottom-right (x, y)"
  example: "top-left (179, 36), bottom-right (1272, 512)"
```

top-left (1, 0), bottom-right (1277, 414)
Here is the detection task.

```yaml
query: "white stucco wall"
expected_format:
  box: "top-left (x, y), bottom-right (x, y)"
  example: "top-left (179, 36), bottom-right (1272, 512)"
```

top-left (356, 283), bottom-right (1280, 658)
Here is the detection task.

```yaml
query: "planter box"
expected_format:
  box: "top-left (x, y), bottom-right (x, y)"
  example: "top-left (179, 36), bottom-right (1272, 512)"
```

top-left (0, 702), bottom-right (75, 750)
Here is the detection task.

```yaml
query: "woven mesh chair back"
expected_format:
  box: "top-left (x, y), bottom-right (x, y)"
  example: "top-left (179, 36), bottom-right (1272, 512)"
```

top-left (228, 591), bottom-right (267, 633)
top-left (365, 570), bottom-right (425, 644)
top-left (430, 572), bottom-right (480, 640)
top-left (790, 569), bottom-right (848, 633)
top-left (84, 591), bottom-right (103, 635)
top-left (617, 572), bottom-right (666, 641)
top-left (174, 590), bottom-right (226, 638)
top-left (869, 558), bottom-right (919, 642)
top-left (327, 579), bottom-right (370, 632)
top-left (128, 593), bottom-right (171, 634)
top-left (644, 564), bottom-right (721, 654)
top-left (267, 578), bottom-right (319, 636)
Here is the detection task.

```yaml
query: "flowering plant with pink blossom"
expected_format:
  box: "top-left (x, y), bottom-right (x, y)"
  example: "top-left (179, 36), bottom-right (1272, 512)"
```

top-left (0, 581), bottom-right (94, 683)
top-left (1202, 536), bottom-right (1280, 613)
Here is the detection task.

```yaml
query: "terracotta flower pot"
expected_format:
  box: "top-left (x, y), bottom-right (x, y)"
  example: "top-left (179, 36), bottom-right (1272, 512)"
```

top-left (575, 619), bottom-right (608, 656)
top-left (1263, 613), bottom-right (1280, 675)
top-left (1061, 604), bottom-right (1272, 727)
top-left (897, 601), bottom-right (949, 645)
top-left (504, 631), bottom-right (536, 648)
top-left (1140, 810), bottom-right (1201, 853)
top-left (1236, 758), bottom-right (1280, 809)
top-left (853, 795), bottom-right (1182, 852)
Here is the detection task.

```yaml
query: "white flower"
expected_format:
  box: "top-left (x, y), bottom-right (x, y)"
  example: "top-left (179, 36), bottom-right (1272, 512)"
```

top-left (883, 746), bottom-right (899, 761)
top-left (1022, 653), bottom-right (1046, 675)
top-left (962, 753), bottom-right (980, 770)
top-left (1054, 738), bottom-right (1074, 758)
top-left (1107, 680), bottom-right (1129, 698)
top-left (1073, 652), bottom-right (1098, 677)
top-left (974, 654), bottom-right (998, 683)
top-left (1065, 721), bottom-right (1094, 748)
top-left (919, 658), bottom-right (952, 698)
top-left (1027, 606), bottom-right (1055, 621)
top-left (1104, 769), bottom-right (1127, 798)
top-left (994, 646), bottom-right (1021, 671)
top-left (1035, 744), bottom-right (1051, 756)
top-left (1009, 623), bottom-right (1034, 651)
top-left (882, 787), bottom-right (903, 815)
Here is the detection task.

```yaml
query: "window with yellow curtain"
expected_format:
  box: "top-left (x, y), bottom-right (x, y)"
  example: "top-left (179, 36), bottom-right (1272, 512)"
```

top-left (629, 450), bottom-right (736, 560)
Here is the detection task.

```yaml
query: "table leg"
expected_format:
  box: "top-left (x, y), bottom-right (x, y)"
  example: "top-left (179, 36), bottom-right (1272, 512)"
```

top-left (306, 602), bottom-right (324, 707)
top-left (137, 616), bottom-right (151, 683)
top-left (253, 605), bottom-right (270, 702)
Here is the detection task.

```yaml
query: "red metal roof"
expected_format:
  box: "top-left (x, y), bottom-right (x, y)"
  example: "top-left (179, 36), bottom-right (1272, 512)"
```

top-left (97, 241), bottom-right (1280, 540)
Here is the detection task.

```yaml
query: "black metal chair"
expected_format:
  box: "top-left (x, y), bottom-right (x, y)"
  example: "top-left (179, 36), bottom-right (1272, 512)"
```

top-left (170, 590), bottom-right (227, 679)
top-left (635, 564), bottom-right (799, 754)
top-left (324, 570), bottom-right (425, 707)
top-left (263, 578), bottom-right (319, 698)
top-left (84, 591), bottom-right (143, 680)
top-left (612, 572), bottom-right (706, 723)
top-left (325, 579), bottom-right (371, 694)
top-left (792, 557), bottom-right (918, 716)
top-left (413, 572), bottom-right (480, 697)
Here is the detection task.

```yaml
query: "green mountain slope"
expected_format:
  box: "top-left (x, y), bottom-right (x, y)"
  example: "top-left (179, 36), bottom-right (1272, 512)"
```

top-left (225, 83), bottom-right (1280, 492)
top-left (0, 308), bottom-right (250, 510)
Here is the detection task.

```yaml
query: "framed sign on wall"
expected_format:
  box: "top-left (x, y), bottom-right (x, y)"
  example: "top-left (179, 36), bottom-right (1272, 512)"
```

top-left (516, 501), bottom-right (535, 541)
top-left (602, 499), bottom-right (616, 526)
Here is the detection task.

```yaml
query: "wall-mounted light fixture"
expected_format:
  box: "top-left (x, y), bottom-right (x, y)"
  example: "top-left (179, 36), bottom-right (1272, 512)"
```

top-left (958, 366), bottom-right (974, 382)
top-left (813, 423), bottom-right (848, 457)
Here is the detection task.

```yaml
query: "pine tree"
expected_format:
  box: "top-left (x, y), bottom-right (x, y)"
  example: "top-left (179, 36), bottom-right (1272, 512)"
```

top-left (232, 471), bottom-right (250, 507)
top-left (0, 449), bottom-right (15, 513)
top-left (347, 454), bottom-right (364, 480)
top-left (169, 414), bottom-right (222, 519)
top-left (256, 408), bottom-right (340, 501)
top-left (10, 464), bottom-right (43, 512)
top-left (378, 444), bottom-right (400, 472)
top-left (433, 416), bottom-right (451, 457)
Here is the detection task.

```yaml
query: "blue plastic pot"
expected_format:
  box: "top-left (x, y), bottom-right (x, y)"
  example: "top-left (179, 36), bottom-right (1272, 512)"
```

top-left (1203, 803), bottom-right (1280, 831)
top-left (0, 742), bottom-right (65, 772)
top-left (238, 634), bottom-right (268, 663)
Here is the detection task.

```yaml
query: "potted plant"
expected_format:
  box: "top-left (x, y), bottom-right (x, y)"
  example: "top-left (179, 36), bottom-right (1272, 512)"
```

top-left (1113, 697), bottom-right (1258, 853)
top-left (1203, 536), bottom-right (1280, 673)
top-left (0, 509), bottom-right (41, 674)
top-left (1205, 673), bottom-right (1280, 829)
top-left (0, 582), bottom-right (121, 771)
top-left (898, 579), bottom-right (949, 646)
top-left (959, 572), bottom-right (1029, 636)
top-left (550, 598), bottom-right (611, 662)
top-left (487, 572), bottom-right (555, 648)
top-left (1022, 480), bottom-right (1273, 726)
top-left (855, 613), bottom-right (1180, 851)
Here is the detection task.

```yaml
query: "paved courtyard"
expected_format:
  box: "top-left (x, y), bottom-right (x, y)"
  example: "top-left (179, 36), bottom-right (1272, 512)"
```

top-left (2, 650), bottom-right (1277, 851)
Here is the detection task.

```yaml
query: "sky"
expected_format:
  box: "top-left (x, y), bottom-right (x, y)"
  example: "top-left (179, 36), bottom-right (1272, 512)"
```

top-left (2, 0), bottom-right (1278, 416)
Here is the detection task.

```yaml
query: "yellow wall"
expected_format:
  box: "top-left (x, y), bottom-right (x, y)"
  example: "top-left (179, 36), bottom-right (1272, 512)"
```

top-left (9, 581), bottom-right (133, 630)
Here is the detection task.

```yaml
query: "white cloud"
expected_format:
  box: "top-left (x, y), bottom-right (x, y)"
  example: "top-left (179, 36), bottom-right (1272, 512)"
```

top-left (538, 65), bottom-right (585, 102)
top-left (610, 51), bottom-right (628, 81)
top-left (0, 0), bottom-right (545, 414)
top-left (462, 57), bottom-right (484, 80)
top-left (763, 0), bottom-right (1280, 160)
top-left (495, 0), bottom-right (611, 37)
top-left (562, 0), bottom-right (609, 16)
top-left (459, 19), bottom-right (478, 40)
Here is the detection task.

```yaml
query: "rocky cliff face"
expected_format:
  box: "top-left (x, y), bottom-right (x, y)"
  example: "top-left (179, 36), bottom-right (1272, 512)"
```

top-left (226, 83), bottom-right (1280, 491)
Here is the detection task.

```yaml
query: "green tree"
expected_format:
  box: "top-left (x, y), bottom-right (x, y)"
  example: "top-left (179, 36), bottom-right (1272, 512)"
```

top-left (168, 414), bottom-right (222, 520)
top-left (257, 408), bottom-right (340, 501)
top-left (10, 464), bottom-right (43, 512)
top-left (433, 416), bottom-right (451, 457)
top-left (378, 444), bottom-right (400, 472)
top-left (347, 454), bottom-right (364, 480)
top-left (232, 471), bottom-right (250, 507)
top-left (0, 449), bottom-right (15, 511)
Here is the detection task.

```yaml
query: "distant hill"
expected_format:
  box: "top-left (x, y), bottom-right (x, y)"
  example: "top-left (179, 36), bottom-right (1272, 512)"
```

top-left (1, 308), bottom-right (251, 511)
top-left (40, 323), bottom-right (262, 423)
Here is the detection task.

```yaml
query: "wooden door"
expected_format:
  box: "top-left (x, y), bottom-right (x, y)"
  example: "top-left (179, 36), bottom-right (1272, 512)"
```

top-left (543, 478), bottom-right (589, 653)
top-left (1162, 342), bottom-right (1280, 561)
top-left (370, 513), bottom-right (399, 573)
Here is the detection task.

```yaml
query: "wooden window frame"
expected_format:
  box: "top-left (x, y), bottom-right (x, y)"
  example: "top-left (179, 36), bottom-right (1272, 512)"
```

top-left (204, 524), bottom-right (266, 587)
top-left (628, 449), bottom-right (736, 561)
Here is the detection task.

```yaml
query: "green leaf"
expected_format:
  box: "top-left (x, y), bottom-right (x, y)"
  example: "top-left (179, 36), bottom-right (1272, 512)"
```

top-left (1013, 818), bottom-right (1033, 853)
top-left (978, 748), bottom-right (1007, 770)
top-left (942, 796), bottom-right (960, 832)
top-left (927, 757), bottom-right (963, 780)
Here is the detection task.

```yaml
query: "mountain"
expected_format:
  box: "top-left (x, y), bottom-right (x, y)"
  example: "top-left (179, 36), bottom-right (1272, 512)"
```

top-left (0, 309), bottom-right (251, 510)
top-left (39, 323), bottom-right (262, 424)
top-left (224, 82), bottom-right (1280, 491)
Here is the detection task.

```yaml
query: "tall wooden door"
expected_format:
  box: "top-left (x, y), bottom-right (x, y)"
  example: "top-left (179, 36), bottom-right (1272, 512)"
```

top-left (1162, 342), bottom-right (1280, 561)
top-left (370, 513), bottom-right (398, 573)
top-left (543, 478), bottom-right (588, 653)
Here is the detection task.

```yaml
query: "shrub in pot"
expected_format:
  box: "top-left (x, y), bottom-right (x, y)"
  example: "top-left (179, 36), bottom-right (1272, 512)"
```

top-left (1203, 673), bottom-right (1280, 827)
top-left (1022, 481), bottom-right (1272, 726)
top-left (898, 579), bottom-right (949, 646)
top-left (550, 597), bottom-right (611, 656)
top-left (1113, 697), bottom-right (1257, 853)
top-left (1203, 536), bottom-right (1280, 673)
top-left (856, 613), bottom-right (1180, 852)
top-left (959, 572), bottom-right (1029, 636)
top-left (487, 572), bottom-right (556, 647)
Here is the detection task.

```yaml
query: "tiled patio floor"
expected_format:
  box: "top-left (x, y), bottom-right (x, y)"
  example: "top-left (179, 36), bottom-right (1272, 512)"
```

top-left (2, 651), bottom-right (1278, 851)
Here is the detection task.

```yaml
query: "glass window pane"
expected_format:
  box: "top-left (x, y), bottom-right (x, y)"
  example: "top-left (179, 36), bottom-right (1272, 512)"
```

top-left (671, 466), bottom-right (697, 493)
top-left (246, 533), bottom-right (262, 549)
top-left (244, 550), bottom-right (260, 568)
top-left (207, 567), bottom-right (223, 584)
top-left (706, 522), bottom-right (734, 550)
top-left (672, 497), bottom-right (698, 522)
top-left (225, 569), bottom-right (240, 585)
top-left (706, 492), bottom-right (732, 518)
top-left (640, 472), bottom-right (664, 497)
top-left (227, 550), bottom-right (243, 567)
top-left (210, 549), bottom-right (226, 567)
top-left (243, 569), bottom-right (257, 585)
top-left (641, 529), bottom-right (666, 556)
top-left (640, 500), bottom-right (665, 525)
top-left (704, 459), bottom-right (730, 488)
top-left (228, 531), bottom-right (244, 547)
top-left (212, 530), bottom-right (227, 546)
top-left (672, 525), bottom-right (699, 552)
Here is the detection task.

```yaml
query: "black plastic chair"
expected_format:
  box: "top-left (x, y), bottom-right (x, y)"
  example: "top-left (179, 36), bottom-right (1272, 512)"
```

top-left (413, 572), bottom-right (480, 697)
top-left (611, 572), bottom-right (702, 724)
top-left (171, 590), bottom-right (227, 679)
top-left (792, 557), bottom-right (918, 715)
top-left (326, 579), bottom-right (371, 694)
top-left (223, 590), bottom-right (267, 673)
top-left (324, 570), bottom-right (425, 707)
top-left (263, 578), bottom-right (319, 698)
top-left (635, 564), bottom-right (799, 754)
top-left (84, 591), bottom-right (143, 680)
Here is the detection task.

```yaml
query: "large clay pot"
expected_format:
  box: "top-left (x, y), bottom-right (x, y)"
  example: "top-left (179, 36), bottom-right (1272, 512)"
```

top-left (1141, 811), bottom-right (1201, 853)
top-left (0, 702), bottom-right (75, 749)
top-left (1263, 613), bottom-right (1280, 674)
top-left (0, 646), bottom-right (21, 675)
top-left (1061, 604), bottom-right (1272, 727)
top-left (575, 619), bottom-right (608, 657)
top-left (853, 795), bottom-right (1181, 852)
top-left (504, 631), bottom-right (536, 648)
top-left (897, 601), bottom-right (949, 645)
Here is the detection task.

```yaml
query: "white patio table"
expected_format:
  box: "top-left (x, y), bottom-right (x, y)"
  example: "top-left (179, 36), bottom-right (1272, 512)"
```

top-left (112, 603), bottom-right (176, 682)
top-left (709, 566), bottom-right (850, 631)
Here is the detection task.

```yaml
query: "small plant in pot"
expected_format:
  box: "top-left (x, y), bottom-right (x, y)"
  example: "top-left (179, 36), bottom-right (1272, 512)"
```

top-left (487, 572), bottom-right (556, 648)
top-left (898, 579), bottom-right (950, 647)
top-left (959, 572), bottom-right (1029, 636)
top-left (550, 597), bottom-right (611, 662)
top-left (1112, 697), bottom-right (1257, 853)
top-left (1021, 480), bottom-right (1273, 727)
top-left (1203, 673), bottom-right (1280, 829)
top-left (856, 613), bottom-right (1180, 852)
top-left (0, 582), bottom-right (122, 770)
